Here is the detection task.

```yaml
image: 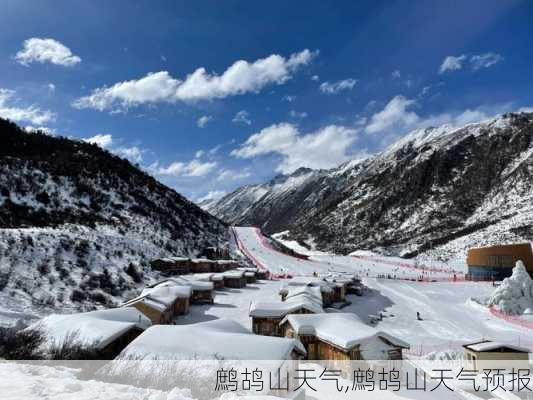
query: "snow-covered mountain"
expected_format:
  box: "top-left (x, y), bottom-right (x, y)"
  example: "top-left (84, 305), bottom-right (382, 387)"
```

top-left (207, 112), bottom-right (533, 259)
top-left (0, 118), bottom-right (227, 324)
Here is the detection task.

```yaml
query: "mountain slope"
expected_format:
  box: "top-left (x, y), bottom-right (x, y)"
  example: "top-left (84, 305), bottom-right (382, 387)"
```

top-left (0, 118), bottom-right (227, 324)
top-left (208, 112), bottom-right (533, 259)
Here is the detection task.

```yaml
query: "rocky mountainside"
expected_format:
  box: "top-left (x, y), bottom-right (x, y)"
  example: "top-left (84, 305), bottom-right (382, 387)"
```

top-left (0, 118), bottom-right (227, 324)
top-left (207, 112), bottom-right (533, 260)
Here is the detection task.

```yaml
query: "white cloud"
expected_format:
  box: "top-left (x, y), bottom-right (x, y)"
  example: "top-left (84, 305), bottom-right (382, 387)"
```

top-left (47, 83), bottom-right (56, 93)
top-left (365, 95), bottom-right (514, 140)
top-left (232, 123), bottom-right (358, 173)
top-left (282, 95), bottom-right (296, 102)
top-left (73, 49), bottom-right (318, 111)
top-left (217, 169), bottom-right (251, 181)
top-left (115, 146), bottom-right (144, 163)
top-left (289, 110), bottom-right (308, 119)
top-left (232, 110), bottom-right (251, 125)
top-left (83, 133), bottom-right (113, 148)
top-left (365, 95), bottom-right (419, 134)
top-left (391, 70), bottom-right (401, 79)
top-left (157, 159), bottom-right (217, 177)
top-left (197, 115), bottom-right (212, 128)
top-left (470, 52), bottom-right (503, 70)
top-left (311, 75), bottom-right (319, 81)
top-left (439, 55), bottom-right (467, 73)
top-left (195, 150), bottom-right (205, 158)
top-left (320, 78), bottom-right (357, 95)
top-left (0, 88), bottom-right (56, 125)
top-left (439, 52), bottom-right (502, 74)
top-left (15, 38), bottom-right (81, 67)
top-left (518, 107), bottom-right (533, 113)
top-left (197, 190), bottom-right (227, 203)
top-left (73, 71), bottom-right (180, 111)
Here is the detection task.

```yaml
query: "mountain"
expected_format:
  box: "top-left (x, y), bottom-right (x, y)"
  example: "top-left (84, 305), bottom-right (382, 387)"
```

top-left (207, 112), bottom-right (533, 260)
top-left (0, 118), bottom-right (227, 324)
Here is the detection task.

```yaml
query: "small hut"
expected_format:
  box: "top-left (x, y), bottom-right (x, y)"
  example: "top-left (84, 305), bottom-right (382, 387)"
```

top-left (222, 270), bottom-right (247, 288)
top-left (280, 313), bottom-right (409, 368)
top-left (150, 258), bottom-right (177, 272)
top-left (463, 340), bottom-right (530, 370)
top-left (250, 296), bottom-right (323, 337)
top-left (190, 258), bottom-right (215, 273)
top-left (280, 277), bottom-right (335, 306)
top-left (170, 276), bottom-right (215, 303)
top-left (189, 272), bottom-right (225, 290)
top-left (123, 283), bottom-right (192, 324)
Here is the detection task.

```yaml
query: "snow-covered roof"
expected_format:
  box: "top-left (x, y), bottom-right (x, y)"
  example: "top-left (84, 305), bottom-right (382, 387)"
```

top-left (191, 258), bottom-right (215, 264)
top-left (223, 270), bottom-right (245, 278)
top-left (118, 319), bottom-right (305, 360)
top-left (169, 256), bottom-right (190, 262)
top-left (141, 283), bottom-right (192, 302)
top-left (165, 276), bottom-right (214, 291)
top-left (285, 286), bottom-right (323, 302)
top-left (189, 272), bottom-right (224, 282)
top-left (249, 296), bottom-right (324, 318)
top-left (464, 340), bottom-right (530, 353)
top-left (280, 313), bottom-right (409, 353)
top-left (280, 278), bottom-right (333, 294)
top-left (34, 307), bottom-right (151, 350)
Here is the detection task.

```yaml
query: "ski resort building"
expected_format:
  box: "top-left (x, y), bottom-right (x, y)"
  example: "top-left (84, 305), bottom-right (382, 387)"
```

top-left (190, 258), bottom-right (215, 273)
top-left (250, 296), bottom-right (324, 336)
top-left (467, 243), bottom-right (533, 280)
top-left (463, 340), bottom-right (530, 370)
top-left (123, 283), bottom-right (192, 323)
top-left (35, 307), bottom-right (151, 359)
top-left (279, 313), bottom-right (409, 364)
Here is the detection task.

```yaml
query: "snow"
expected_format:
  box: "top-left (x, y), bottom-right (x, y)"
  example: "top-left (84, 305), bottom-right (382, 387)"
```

top-left (486, 261), bottom-right (533, 315)
top-left (118, 319), bottom-right (305, 360)
top-left (284, 285), bottom-right (322, 302)
top-left (249, 295), bottom-right (324, 318)
top-left (281, 313), bottom-right (409, 356)
top-left (32, 307), bottom-right (151, 350)
top-left (465, 340), bottom-right (529, 353)
top-left (164, 277), bottom-right (214, 291)
top-left (0, 363), bottom-right (197, 400)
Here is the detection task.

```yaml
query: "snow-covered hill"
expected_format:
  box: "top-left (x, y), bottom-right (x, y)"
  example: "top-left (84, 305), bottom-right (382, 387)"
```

top-left (0, 118), bottom-right (227, 324)
top-left (209, 112), bottom-right (533, 259)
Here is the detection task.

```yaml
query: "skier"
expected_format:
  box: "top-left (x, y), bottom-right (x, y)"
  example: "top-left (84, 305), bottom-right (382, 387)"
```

top-left (417, 311), bottom-right (422, 321)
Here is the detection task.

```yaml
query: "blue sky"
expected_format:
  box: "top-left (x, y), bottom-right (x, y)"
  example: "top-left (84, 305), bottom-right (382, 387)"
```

top-left (1, 0), bottom-right (533, 202)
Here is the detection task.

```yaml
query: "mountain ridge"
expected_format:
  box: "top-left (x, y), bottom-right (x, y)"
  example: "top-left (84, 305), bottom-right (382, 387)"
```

top-left (207, 112), bottom-right (533, 260)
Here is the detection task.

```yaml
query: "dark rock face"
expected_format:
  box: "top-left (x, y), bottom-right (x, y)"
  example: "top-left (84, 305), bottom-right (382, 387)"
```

top-left (208, 113), bottom-right (533, 257)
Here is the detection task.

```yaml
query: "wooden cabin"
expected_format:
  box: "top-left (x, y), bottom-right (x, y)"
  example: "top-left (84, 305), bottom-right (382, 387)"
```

top-left (202, 246), bottom-right (230, 260)
top-left (150, 258), bottom-right (177, 272)
top-left (213, 259), bottom-right (240, 272)
top-left (280, 277), bottom-right (335, 306)
top-left (280, 313), bottom-right (409, 375)
top-left (190, 258), bottom-right (214, 273)
top-left (244, 271), bottom-right (257, 284)
top-left (189, 273), bottom-right (225, 290)
top-left (123, 283), bottom-right (192, 324)
top-left (250, 296), bottom-right (323, 337)
top-left (463, 340), bottom-right (530, 370)
top-left (170, 277), bottom-right (215, 304)
top-left (34, 308), bottom-right (151, 359)
top-left (467, 243), bottom-right (533, 281)
top-left (222, 270), bottom-right (247, 288)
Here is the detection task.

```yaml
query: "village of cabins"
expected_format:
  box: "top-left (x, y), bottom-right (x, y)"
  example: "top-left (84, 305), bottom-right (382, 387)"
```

top-left (32, 245), bottom-right (410, 369)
